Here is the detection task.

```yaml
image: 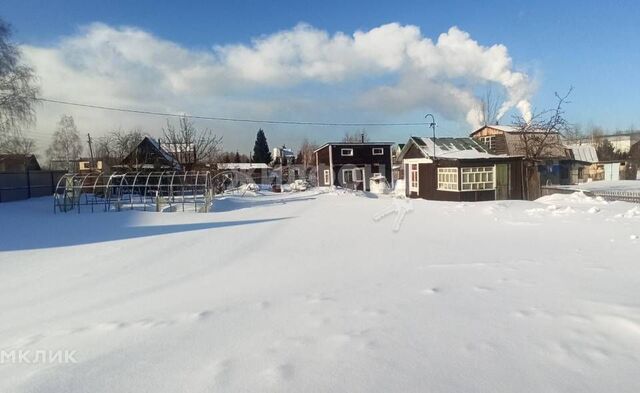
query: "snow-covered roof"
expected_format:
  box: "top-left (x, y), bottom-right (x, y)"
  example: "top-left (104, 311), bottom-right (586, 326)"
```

top-left (281, 148), bottom-right (295, 157)
top-left (145, 137), bottom-right (182, 170)
top-left (484, 124), bottom-right (519, 133)
top-left (217, 163), bottom-right (271, 170)
top-left (407, 137), bottom-right (507, 159)
top-left (273, 147), bottom-right (296, 158)
top-left (313, 141), bottom-right (394, 152)
top-left (471, 124), bottom-right (556, 136)
top-left (568, 144), bottom-right (598, 163)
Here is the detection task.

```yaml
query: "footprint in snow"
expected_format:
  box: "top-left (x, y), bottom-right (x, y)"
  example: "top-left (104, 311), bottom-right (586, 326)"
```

top-left (194, 310), bottom-right (215, 321)
top-left (263, 363), bottom-right (295, 384)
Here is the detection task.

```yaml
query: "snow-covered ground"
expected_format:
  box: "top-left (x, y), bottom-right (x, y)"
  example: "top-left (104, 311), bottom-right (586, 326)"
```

top-left (1, 190), bottom-right (640, 392)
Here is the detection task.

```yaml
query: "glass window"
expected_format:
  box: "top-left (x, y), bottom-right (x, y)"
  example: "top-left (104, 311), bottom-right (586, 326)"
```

top-left (437, 167), bottom-right (458, 191)
top-left (410, 164), bottom-right (419, 191)
top-left (481, 136), bottom-right (495, 151)
top-left (343, 169), bottom-right (354, 184)
top-left (372, 148), bottom-right (384, 155)
top-left (460, 167), bottom-right (494, 191)
top-left (341, 148), bottom-right (353, 156)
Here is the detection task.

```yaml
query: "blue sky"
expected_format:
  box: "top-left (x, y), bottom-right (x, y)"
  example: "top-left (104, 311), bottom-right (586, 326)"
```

top-left (3, 0), bottom-right (640, 152)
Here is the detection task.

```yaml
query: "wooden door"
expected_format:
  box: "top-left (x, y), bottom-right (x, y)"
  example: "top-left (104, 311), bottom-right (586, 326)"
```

top-left (495, 164), bottom-right (510, 200)
top-left (355, 168), bottom-right (365, 191)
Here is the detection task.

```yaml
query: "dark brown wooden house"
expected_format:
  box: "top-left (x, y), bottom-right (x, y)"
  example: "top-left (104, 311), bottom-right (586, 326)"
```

top-left (314, 142), bottom-right (394, 190)
top-left (120, 137), bottom-right (183, 171)
top-left (397, 137), bottom-right (524, 201)
top-left (470, 124), bottom-right (581, 190)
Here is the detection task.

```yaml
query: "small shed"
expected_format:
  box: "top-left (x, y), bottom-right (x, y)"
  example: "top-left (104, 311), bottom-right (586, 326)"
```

top-left (0, 154), bottom-right (41, 172)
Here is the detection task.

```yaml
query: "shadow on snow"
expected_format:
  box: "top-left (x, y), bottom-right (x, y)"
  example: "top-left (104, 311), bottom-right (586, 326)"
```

top-left (0, 217), bottom-right (290, 252)
top-left (211, 195), bottom-right (317, 212)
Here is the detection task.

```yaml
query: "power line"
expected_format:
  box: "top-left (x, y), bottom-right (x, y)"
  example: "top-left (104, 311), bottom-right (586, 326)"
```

top-left (35, 97), bottom-right (429, 127)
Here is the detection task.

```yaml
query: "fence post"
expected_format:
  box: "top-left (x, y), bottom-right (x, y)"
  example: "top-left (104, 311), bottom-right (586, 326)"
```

top-left (26, 170), bottom-right (31, 199)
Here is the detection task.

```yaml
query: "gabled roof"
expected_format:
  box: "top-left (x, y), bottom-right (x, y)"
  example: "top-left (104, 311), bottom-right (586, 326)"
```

top-left (121, 136), bottom-right (182, 170)
top-left (568, 144), bottom-right (598, 163)
top-left (313, 141), bottom-right (394, 153)
top-left (145, 137), bottom-right (182, 168)
top-left (399, 136), bottom-right (506, 160)
top-left (470, 124), bottom-right (557, 136)
top-left (0, 154), bottom-right (41, 171)
top-left (281, 148), bottom-right (295, 157)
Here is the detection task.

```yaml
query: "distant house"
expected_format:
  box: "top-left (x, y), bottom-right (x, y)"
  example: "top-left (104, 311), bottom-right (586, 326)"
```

top-left (49, 158), bottom-right (106, 173)
top-left (470, 125), bottom-right (594, 188)
top-left (314, 142), bottom-right (394, 191)
top-left (566, 145), bottom-right (598, 183)
top-left (272, 145), bottom-right (296, 164)
top-left (216, 162), bottom-right (272, 184)
top-left (397, 137), bottom-right (524, 201)
top-left (0, 154), bottom-right (41, 172)
top-left (120, 137), bottom-right (182, 171)
top-left (392, 143), bottom-right (405, 182)
top-left (574, 131), bottom-right (640, 154)
top-left (215, 163), bottom-right (271, 171)
top-left (470, 125), bottom-right (569, 158)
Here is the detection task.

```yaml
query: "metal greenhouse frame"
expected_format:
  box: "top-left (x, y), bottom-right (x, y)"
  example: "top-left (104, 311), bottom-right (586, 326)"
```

top-left (53, 171), bottom-right (213, 213)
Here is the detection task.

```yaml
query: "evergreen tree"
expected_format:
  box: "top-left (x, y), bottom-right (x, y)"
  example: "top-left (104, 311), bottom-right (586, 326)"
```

top-left (596, 139), bottom-right (616, 161)
top-left (234, 151), bottom-right (241, 163)
top-left (252, 129), bottom-right (272, 164)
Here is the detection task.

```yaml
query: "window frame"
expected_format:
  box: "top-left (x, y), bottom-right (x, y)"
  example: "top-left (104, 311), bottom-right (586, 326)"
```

top-left (341, 148), bottom-right (354, 156)
top-left (409, 164), bottom-right (419, 192)
top-left (323, 169), bottom-right (330, 185)
top-left (480, 136), bottom-right (495, 151)
top-left (437, 167), bottom-right (459, 191)
top-left (342, 168), bottom-right (355, 184)
top-left (372, 147), bottom-right (384, 155)
top-left (460, 166), bottom-right (495, 191)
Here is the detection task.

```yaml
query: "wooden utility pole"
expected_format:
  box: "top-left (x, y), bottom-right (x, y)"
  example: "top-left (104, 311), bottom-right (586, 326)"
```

top-left (87, 133), bottom-right (95, 171)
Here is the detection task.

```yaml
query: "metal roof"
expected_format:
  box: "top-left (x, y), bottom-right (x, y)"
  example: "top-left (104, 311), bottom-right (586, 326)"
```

top-left (313, 141), bottom-right (394, 152)
top-left (408, 136), bottom-right (503, 159)
top-left (568, 144), bottom-right (598, 163)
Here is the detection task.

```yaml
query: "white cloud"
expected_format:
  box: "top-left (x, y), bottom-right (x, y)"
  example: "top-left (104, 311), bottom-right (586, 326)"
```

top-left (20, 22), bottom-right (534, 152)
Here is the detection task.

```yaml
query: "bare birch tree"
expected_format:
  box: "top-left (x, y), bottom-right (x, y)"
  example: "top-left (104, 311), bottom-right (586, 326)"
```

top-left (342, 129), bottom-right (369, 143)
top-left (46, 115), bottom-right (82, 169)
top-left (162, 116), bottom-right (222, 166)
top-left (0, 18), bottom-right (39, 152)
top-left (478, 86), bottom-right (504, 126)
top-left (511, 87), bottom-right (573, 198)
top-left (296, 138), bottom-right (318, 168)
top-left (95, 128), bottom-right (144, 163)
top-left (1, 129), bottom-right (35, 154)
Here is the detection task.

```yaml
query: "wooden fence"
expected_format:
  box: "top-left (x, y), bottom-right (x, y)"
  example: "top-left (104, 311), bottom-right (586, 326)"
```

top-left (0, 171), bottom-right (66, 203)
top-left (590, 191), bottom-right (640, 203)
top-left (541, 186), bottom-right (640, 203)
